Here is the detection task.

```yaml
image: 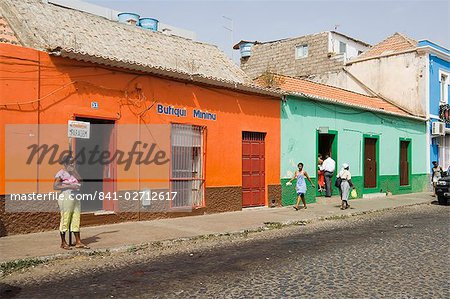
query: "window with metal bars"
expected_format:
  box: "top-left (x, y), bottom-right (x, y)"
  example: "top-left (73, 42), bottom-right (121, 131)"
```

top-left (242, 131), bottom-right (266, 141)
top-left (170, 124), bottom-right (206, 208)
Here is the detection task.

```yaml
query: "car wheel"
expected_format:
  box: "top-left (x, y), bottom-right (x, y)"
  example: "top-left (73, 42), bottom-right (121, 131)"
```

top-left (437, 195), bottom-right (447, 205)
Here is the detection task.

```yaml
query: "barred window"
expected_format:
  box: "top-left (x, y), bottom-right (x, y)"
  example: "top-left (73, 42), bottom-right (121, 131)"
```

top-left (170, 124), bottom-right (206, 208)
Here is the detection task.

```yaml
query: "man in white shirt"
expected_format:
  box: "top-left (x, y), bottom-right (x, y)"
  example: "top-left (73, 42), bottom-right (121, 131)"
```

top-left (322, 154), bottom-right (336, 197)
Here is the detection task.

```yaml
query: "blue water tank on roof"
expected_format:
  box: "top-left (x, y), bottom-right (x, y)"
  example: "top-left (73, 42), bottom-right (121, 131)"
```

top-left (118, 13), bottom-right (140, 25)
top-left (239, 42), bottom-right (254, 58)
top-left (139, 18), bottom-right (159, 31)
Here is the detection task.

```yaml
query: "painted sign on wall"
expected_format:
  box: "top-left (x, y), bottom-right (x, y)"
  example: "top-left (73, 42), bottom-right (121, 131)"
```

top-left (157, 104), bottom-right (216, 120)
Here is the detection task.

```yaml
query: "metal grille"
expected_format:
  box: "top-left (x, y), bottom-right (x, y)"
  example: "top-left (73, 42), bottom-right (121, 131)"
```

top-left (242, 131), bottom-right (266, 141)
top-left (171, 124), bottom-right (205, 208)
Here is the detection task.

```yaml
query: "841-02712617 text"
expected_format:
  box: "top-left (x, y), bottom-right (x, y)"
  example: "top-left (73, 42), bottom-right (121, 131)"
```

top-left (96, 191), bottom-right (177, 201)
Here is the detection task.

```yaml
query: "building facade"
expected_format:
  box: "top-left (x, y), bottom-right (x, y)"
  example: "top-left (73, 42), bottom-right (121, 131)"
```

top-left (0, 0), bottom-right (282, 236)
top-left (234, 31), bottom-right (370, 80)
top-left (260, 75), bottom-right (428, 204)
top-left (420, 40), bottom-right (450, 171)
top-left (313, 33), bottom-right (450, 172)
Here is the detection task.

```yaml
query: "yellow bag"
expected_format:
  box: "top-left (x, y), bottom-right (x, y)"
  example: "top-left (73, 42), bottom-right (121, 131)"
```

top-left (351, 189), bottom-right (358, 199)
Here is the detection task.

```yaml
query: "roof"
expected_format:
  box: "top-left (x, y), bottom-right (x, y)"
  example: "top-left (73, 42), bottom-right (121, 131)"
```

top-left (233, 31), bottom-right (370, 50)
top-left (255, 74), bottom-right (423, 120)
top-left (355, 33), bottom-right (418, 60)
top-left (330, 31), bottom-right (371, 47)
top-left (0, 0), bottom-right (275, 93)
top-left (0, 11), bottom-right (19, 45)
top-left (418, 40), bottom-right (450, 57)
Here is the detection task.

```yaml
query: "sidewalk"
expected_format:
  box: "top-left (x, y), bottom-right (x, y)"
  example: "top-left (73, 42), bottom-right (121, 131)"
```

top-left (0, 192), bottom-right (433, 263)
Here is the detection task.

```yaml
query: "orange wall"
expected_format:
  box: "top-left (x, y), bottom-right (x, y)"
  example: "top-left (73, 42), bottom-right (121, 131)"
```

top-left (0, 44), bottom-right (281, 197)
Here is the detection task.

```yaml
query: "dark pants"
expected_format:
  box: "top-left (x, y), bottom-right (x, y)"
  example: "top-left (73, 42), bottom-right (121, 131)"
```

top-left (324, 171), bottom-right (334, 197)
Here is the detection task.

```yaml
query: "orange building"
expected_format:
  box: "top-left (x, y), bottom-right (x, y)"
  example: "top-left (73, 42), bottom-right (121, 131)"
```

top-left (0, 1), bottom-right (282, 235)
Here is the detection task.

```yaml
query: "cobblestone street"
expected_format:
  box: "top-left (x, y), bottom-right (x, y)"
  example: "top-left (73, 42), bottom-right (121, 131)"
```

top-left (1, 204), bottom-right (449, 298)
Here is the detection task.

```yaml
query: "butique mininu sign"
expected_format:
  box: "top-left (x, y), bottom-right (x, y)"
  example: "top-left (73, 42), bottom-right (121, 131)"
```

top-left (157, 104), bottom-right (216, 121)
top-left (439, 104), bottom-right (450, 124)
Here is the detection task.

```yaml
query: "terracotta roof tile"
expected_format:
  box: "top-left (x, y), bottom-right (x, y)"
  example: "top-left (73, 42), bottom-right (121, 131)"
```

top-left (257, 74), bottom-right (411, 117)
top-left (0, 14), bottom-right (19, 45)
top-left (356, 32), bottom-right (417, 60)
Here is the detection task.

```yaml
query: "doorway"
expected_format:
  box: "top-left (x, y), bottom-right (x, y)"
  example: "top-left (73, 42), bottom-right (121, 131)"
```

top-left (242, 132), bottom-right (266, 207)
top-left (400, 140), bottom-right (410, 186)
top-left (74, 117), bottom-right (115, 212)
top-left (363, 137), bottom-right (378, 189)
top-left (317, 131), bottom-right (338, 195)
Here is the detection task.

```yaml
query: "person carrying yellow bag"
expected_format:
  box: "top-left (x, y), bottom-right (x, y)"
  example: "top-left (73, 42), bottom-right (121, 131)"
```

top-left (337, 163), bottom-right (355, 210)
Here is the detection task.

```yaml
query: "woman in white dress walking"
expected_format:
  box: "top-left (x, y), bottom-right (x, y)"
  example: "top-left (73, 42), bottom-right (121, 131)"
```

top-left (337, 163), bottom-right (355, 210)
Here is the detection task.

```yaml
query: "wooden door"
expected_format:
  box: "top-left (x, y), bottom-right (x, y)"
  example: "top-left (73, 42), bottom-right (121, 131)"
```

top-left (364, 138), bottom-right (377, 188)
top-left (242, 132), bottom-right (266, 207)
top-left (400, 141), bottom-right (410, 186)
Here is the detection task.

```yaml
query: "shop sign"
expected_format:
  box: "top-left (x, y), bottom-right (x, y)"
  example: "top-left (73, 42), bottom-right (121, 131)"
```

top-left (68, 120), bottom-right (90, 139)
top-left (157, 104), bottom-right (216, 121)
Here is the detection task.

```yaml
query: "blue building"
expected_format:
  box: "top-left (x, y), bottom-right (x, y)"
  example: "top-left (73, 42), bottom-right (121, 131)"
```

top-left (418, 40), bottom-right (450, 171)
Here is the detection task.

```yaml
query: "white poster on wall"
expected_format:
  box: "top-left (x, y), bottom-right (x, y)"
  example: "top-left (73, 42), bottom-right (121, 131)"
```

top-left (68, 120), bottom-right (90, 139)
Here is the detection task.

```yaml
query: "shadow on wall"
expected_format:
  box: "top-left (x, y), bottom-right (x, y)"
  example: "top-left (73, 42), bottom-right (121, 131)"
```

top-left (282, 97), bottom-right (425, 136)
top-left (48, 55), bottom-right (279, 119)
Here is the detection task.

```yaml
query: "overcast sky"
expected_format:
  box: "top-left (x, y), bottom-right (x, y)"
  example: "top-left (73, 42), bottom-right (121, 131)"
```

top-left (87, 0), bottom-right (450, 63)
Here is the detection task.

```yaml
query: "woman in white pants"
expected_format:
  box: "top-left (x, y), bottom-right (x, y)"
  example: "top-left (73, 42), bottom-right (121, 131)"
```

top-left (337, 163), bottom-right (354, 210)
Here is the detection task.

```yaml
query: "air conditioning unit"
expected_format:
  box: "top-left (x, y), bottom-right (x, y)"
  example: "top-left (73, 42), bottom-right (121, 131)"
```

top-left (432, 121), bottom-right (445, 136)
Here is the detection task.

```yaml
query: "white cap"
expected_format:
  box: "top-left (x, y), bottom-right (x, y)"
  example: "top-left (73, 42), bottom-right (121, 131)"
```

top-left (342, 163), bottom-right (349, 169)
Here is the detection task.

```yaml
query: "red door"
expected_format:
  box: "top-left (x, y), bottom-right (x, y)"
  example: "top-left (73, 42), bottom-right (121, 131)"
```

top-left (400, 141), bottom-right (410, 186)
top-left (242, 132), bottom-right (266, 207)
top-left (364, 138), bottom-right (377, 188)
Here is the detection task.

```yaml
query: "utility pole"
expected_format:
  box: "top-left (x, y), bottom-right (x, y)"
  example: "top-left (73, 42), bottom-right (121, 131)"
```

top-left (222, 15), bottom-right (234, 62)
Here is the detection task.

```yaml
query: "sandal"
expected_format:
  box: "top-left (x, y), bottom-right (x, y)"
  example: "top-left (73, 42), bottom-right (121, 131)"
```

top-left (293, 206), bottom-right (299, 211)
top-left (60, 244), bottom-right (72, 250)
top-left (75, 244), bottom-right (90, 249)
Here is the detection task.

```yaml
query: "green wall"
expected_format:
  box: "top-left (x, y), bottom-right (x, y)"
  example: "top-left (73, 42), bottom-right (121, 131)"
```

top-left (281, 96), bottom-right (428, 205)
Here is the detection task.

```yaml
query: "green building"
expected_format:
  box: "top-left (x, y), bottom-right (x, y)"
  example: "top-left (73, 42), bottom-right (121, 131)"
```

top-left (276, 75), bottom-right (428, 205)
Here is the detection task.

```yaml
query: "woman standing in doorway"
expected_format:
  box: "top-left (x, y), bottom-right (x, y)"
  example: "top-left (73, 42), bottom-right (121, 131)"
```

top-left (286, 163), bottom-right (315, 210)
top-left (317, 154), bottom-right (325, 193)
top-left (54, 155), bottom-right (90, 250)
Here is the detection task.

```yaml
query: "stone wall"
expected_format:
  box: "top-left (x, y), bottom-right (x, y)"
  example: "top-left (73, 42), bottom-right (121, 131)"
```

top-left (205, 186), bottom-right (242, 213)
top-left (268, 184), bottom-right (282, 207)
top-left (240, 32), bottom-right (345, 80)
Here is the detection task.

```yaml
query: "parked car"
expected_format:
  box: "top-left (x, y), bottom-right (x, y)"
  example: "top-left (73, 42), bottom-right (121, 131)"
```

top-left (436, 171), bottom-right (450, 205)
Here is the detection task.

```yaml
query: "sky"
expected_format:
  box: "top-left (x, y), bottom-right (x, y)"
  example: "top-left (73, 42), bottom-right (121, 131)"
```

top-left (87, 0), bottom-right (450, 63)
